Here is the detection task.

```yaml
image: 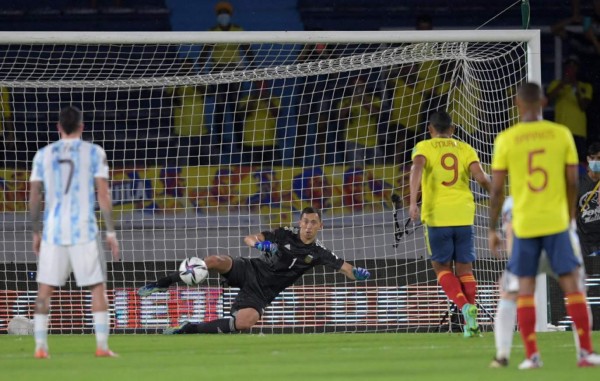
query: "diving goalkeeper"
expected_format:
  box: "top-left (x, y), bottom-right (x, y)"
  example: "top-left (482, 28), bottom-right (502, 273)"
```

top-left (138, 207), bottom-right (370, 334)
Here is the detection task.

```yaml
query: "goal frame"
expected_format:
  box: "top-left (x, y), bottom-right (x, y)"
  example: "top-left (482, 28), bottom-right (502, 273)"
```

top-left (0, 29), bottom-right (546, 331)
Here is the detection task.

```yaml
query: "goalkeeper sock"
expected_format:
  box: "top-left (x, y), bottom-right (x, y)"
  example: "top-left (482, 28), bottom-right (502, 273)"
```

top-left (437, 271), bottom-right (468, 309)
top-left (516, 295), bottom-right (538, 358)
top-left (494, 298), bottom-right (516, 360)
top-left (33, 314), bottom-right (49, 350)
top-left (93, 311), bottom-right (110, 351)
top-left (184, 317), bottom-right (236, 334)
top-left (565, 292), bottom-right (593, 354)
top-left (459, 273), bottom-right (477, 304)
top-left (156, 272), bottom-right (181, 288)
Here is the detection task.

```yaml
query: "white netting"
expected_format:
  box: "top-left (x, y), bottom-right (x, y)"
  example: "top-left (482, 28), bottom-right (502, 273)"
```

top-left (0, 31), bottom-right (535, 333)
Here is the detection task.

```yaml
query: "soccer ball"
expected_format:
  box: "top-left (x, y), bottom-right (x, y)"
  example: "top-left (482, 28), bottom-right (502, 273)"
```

top-left (7, 316), bottom-right (33, 335)
top-left (179, 257), bottom-right (208, 286)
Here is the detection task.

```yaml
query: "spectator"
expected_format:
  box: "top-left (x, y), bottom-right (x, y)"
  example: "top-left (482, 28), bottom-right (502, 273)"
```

top-left (577, 142), bottom-right (600, 256)
top-left (547, 55), bottom-right (593, 161)
top-left (294, 36), bottom-right (336, 166)
top-left (552, 2), bottom-right (600, 146)
top-left (337, 77), bottom-right (383, 165)
top-left (200, 1), bottom-right (255, 158)
top-left (238, 80), bottom-right (281, 166)
top-left (167, 60), bottom-right (214, 166)
top-left (387, 64), bottom-right (428, 160)
top-left (0, 86), bottom-right (15, 165)
top-left (414, 14), bottom-right (441, 93)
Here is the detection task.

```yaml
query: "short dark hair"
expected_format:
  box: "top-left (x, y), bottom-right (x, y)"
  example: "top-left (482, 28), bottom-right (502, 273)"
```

top-left (59, 106), bottom-right (82, 134)
top-left (588, 142), bottom-right (600, 156)
top-left (517, 82), bottom-right (543, 104)
top-left (301, 206), bottom-right (322, 220)
top-left (428, 110), bottom-right (453, 133)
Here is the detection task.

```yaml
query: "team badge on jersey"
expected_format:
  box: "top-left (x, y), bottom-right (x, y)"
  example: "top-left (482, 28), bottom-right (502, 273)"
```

top-left (304, 255), bottom-right (314, 264)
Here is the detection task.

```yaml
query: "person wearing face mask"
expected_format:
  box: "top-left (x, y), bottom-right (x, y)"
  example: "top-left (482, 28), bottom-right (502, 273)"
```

top-left (200, 2), bottom-right (256, 160)
top-left (577, 142), bottom-right (600, 256)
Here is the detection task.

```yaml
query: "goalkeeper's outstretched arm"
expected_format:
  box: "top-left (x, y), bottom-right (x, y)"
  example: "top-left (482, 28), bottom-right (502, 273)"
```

top-left (340, 262), bottom-right (370, 281)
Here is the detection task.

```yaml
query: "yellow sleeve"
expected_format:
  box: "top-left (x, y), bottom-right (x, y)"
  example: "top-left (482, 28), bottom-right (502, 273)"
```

top-left (411, 141), bottom-right (428, 161)
top-left (565, 129), bottom-right (579, 165)
top-left (466, 144), bottom-right (480, 166)
top-left (546, 80), bottom-right (560, 94)
top-left (491, 133), bottom-right (507, 171)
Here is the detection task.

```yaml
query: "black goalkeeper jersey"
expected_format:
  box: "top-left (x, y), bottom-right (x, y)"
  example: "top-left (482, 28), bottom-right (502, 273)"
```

top-left (254, 226), bottom-right (344, 300)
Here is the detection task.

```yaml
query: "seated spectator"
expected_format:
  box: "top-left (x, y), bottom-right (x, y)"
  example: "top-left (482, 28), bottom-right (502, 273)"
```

top-left (238, 80), bottom-right (281, 166)
top-left (337, 77), bottom-right (383, 165)
top-left (547, 55), bottom-right (593, 161)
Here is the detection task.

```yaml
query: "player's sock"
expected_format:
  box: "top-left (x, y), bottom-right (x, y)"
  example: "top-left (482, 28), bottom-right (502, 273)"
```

top-left (459, 273), bottom-right (477, 304)
top-left (516, 294), bottom-right (538, 358)
top-left (565, 292), bottom-right (593, 354)
top-left (33, 313), bottom-right (49, 351)
top-left (184, 317), bottom-right (237, 334)
top-left (156, 272), bottom-right (181, 288)
top-left (93, 311), bottom-right (110, 351)
top-left (494, 298), bottom-right (517, 360)
top-left (437, 270), bottom-right (468, 309)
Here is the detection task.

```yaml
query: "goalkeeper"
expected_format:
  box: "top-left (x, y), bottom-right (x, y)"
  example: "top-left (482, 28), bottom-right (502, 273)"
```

top-left (138, 206), bottom-right (370, 334)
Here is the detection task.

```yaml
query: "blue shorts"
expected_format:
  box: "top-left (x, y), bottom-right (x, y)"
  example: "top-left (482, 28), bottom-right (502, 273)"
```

top-left (508, 229), bottom-right (582, 277)
top-left (424, 225), bottom-right (476, 264)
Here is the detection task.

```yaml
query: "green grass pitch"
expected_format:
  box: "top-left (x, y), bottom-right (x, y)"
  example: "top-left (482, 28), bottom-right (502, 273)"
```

top-left (2, 332), bottom-right (599, 381)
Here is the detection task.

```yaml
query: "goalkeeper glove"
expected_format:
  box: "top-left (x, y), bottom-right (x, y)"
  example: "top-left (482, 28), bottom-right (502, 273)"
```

top-left (255, 241), bottom-right (278, 254)
top-left (352, 267), bottom-right (370, 281)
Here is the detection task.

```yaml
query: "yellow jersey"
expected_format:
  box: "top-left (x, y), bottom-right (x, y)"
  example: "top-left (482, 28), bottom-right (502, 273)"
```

top-left (170, 86), bottom-right (208, 137)
top-left (491, 120), bottom-right (579, 238)
top-left (547, 80), bottom-right (593, 138)
top-left (390, 77), bottom-right (427, 131)
top-left (412, 138), bottom-right (480, 226)
top-left (240, 96), bottom-right (280, 147)
top-left (209, 24), bottom-right (245, 67)
top-left (340, 96), bottom-right (381, 148)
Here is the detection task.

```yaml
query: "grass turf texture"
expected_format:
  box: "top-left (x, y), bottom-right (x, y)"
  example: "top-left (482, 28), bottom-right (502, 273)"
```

top-left (2, 332), bottom-right (599, 381)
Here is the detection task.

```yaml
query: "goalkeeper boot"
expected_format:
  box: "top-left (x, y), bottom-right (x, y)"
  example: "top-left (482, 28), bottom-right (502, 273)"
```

top-left (163, 321), bottom-right (192, 335)
top-left (518, 353), bottom-right (543, 370)
top-left (577, 350), bottom-right (600, 367)
top-left (461, 303), bottom-right (480, 338)
top-left (137, 282), bottom-right (168, 297)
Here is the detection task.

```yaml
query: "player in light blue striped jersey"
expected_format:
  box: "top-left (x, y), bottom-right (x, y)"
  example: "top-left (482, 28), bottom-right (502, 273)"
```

top-left (29, 106), bottom-right (120, 359)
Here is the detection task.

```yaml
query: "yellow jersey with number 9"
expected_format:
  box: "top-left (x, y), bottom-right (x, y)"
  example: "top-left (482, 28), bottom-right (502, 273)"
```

top-left (412, 138), bottom-right (480, 226)
top-left (491, 120), bottom-right (578, 238)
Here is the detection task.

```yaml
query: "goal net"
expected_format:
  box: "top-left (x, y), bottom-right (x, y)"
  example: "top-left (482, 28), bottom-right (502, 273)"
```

top-left (0, 30), bottom-right (539, 333)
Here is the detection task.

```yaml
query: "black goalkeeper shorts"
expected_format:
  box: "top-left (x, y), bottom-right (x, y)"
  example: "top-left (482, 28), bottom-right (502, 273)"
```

top-left (222, 257), bottom-right (269, 316)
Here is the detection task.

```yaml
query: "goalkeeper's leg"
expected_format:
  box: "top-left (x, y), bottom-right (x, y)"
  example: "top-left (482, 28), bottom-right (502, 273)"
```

top-left (138, 255), bottom-right (233, 297)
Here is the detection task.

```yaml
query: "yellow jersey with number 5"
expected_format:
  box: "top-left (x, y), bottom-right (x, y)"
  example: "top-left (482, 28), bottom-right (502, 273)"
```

top-left (491, 120), bottom-right (578, 238)
top-left (412, 138), bottom-right (480, 226)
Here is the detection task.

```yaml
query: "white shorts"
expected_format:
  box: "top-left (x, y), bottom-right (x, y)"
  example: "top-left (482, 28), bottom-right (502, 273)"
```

top-left (500, 252), bottom-right (586, 293)
top-left (37, 239), bottom-right (106, 287)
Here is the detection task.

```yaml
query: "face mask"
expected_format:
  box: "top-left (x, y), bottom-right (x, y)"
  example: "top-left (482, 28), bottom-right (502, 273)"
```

top-left (217, 13), bottom-right (231, 27)
top-left (589, 160), bottom-right (600, 173)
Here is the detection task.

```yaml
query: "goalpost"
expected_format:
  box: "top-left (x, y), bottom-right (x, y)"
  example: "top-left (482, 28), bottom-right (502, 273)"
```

top-left (0, 30), bottom-right (542, 333)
